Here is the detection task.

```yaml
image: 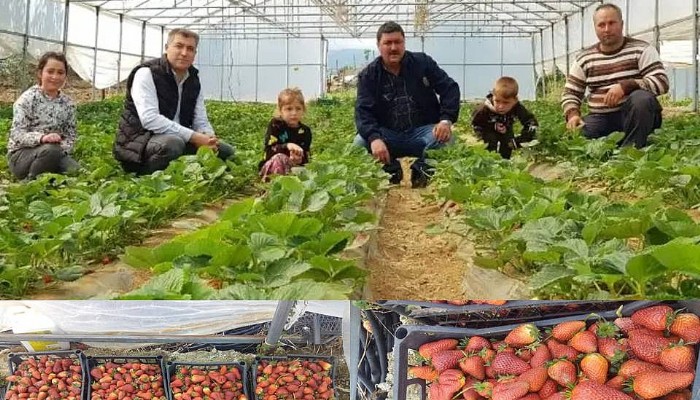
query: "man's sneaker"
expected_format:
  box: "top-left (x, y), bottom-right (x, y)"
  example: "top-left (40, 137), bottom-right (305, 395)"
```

top-left (389, 170), bottom-right (403, 184)
top-left (411, 169), bottom-right (430, 188)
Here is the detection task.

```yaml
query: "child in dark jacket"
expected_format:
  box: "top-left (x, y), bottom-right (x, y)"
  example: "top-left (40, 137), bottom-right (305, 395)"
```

top-left (471, 76), bottom-right (538, 159)
top-left (259, 87), bottom-right (312, 181)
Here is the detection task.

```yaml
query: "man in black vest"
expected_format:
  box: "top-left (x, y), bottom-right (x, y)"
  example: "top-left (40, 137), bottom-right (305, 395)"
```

top-left (114, 28), bottom-right (234, 174)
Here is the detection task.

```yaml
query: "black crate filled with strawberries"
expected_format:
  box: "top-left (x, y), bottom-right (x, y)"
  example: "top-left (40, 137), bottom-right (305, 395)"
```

top-left (252, 355), bottom-right (336, 400)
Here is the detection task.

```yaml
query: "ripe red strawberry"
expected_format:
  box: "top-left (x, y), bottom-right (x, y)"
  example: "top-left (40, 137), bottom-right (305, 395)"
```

top-left (432, 350), bottom-right (466, 373)
top-left (546, 339), bottom-right (580, 361)
top-left (660, 389), bottom-right (692, 400)
top-left (459, 355), bottom-right (485, 380)
top-left (438, 369), bottom-right (466, 392)
top-left (408, 365), bottom-right (439, 381)
top-left (614, 317), bottom-right (639, 334)
top-left (465, 336), bottom-right (492, 352)
top-left (632, 371), bottom-right (695, 399)
top-left (518, 394), bottom-right (541, 400)
top-left (538, 379), bottom-right (558, 398)
top-left (543, 392), bottom-right (567, 400)
top-left (473, 380), bottom-right (494, 398)
top-left (429, 382), bottom-right (457, 400)
top-left (461, 376), bottom-right (481, 400)
top-left (618, 359), bottom-right (665, 379)
top-left (516, 347), bottom-right (534, 362)
top-left (580, 353), bottom-right (608, 384)
top-left (569, 330), bottom-right (598, 354)
top-left (605, 375), bottom-right (625, 390)
top-left (480, 347), bottom-right (496, 364)
top-left (570, 380), bottom-right (634, 400)
top-left (491, 352), bottom-right (531, 375)
top-left (551, 320), bottom-right (586, 342)
top-left (627, 329), bottom-right (673, 364)
top-left (419, 339), bottom-right (459, 359)
top-left (631, 305), bottom-right (675, 331)
top-left (588, 320), bottom-right (619, 338)
top-left (517, 365), bottom-right (548, 392)
top-left (530, 343), bottom-right (552, 368)
top-left (670, 313), bottom-right (700, 343)
top-left (492, 380), bottom-right (529, 400)
top-left (659, 344), bottom-right (696, 372)
top-left (505, 324), bottom-right (540, 347)
top-left (597, 337), bottom-right (627, 363)
top-left (547, 359), bottom-right (577, 387)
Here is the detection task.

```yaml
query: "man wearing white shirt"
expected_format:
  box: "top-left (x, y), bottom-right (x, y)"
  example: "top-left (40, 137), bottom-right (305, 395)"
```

top-left (114, 28), bottom-right (234, 174)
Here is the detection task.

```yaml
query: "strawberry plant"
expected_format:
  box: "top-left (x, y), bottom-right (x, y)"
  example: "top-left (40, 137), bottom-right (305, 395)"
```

top-left (4, 352), bottom-right (85, 400)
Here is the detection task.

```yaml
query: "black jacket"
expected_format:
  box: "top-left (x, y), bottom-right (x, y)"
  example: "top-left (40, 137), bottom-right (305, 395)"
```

top-left (114, 55), bottom-right (200, 164)
top-left (355, 51), bottom-right (460, 143)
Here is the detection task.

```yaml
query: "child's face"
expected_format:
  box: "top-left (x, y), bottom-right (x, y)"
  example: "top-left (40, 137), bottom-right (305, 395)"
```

top-left (492, 94), bottom-right (518, 115)
top-left (279, 100), bottom-right (305, 127)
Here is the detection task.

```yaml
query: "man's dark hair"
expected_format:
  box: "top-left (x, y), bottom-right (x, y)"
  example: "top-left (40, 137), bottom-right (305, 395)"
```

top-left (594, 3), bottom-right (623, 21)
top-left (376, 21), bottom-right (405, 42)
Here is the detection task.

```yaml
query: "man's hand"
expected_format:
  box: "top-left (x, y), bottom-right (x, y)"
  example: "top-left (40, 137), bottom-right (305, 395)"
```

top-left (432, 120), bottom-right (452, 143)
top-left (287, 143), bottom-right (304, 158)
top-left (566, 115), bottom-right (584, 130)
top-left (190, 132), bottom-right (219, 150)
top-left (41, 133), bottom-right (62, 144)
top-left (370, 139), bottom-right (390, 164)
top-left (604, 84), bottom-right (625, 107)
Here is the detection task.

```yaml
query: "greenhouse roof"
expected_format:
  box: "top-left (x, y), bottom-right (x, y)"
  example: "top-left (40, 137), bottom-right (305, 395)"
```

top-left (68, 0), bottom-right (600, 38)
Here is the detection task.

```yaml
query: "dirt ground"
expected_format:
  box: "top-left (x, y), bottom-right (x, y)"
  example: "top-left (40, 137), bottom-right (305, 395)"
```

top-left (366, 185), bottom-right (467, 301)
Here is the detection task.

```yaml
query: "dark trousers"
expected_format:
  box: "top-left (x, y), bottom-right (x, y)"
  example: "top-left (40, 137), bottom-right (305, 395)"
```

top-left (479, 131), bottom-right (518, 159)
top-left (8, 144), bottom-right (80, 180)
top-left (120, 134), bottom-right (235, 175)
top-left (582, 89), bottom-right (662, 148)
top-left (353, 124), bottom-right (454, 178)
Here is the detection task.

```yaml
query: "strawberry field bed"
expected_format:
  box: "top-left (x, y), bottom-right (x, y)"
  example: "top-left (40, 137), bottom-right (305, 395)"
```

top-left (391, 300), bottom-right (700, 400)
top-left (2, 95), bottom-right (700, 299)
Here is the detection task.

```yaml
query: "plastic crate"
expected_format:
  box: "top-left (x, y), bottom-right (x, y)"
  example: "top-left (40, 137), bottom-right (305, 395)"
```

top-left (376, 300), bottom-right (632, 328)
top-left (86, 355), bottom-right (167, 400)
top-left (165, 361), bottom-right (250, 400)
top-left (252, 355), bottom-right (336, 400)
top-left (4, 350), bottom-right (87, 400)
top-left (391, 300), bottom-right (700, 400)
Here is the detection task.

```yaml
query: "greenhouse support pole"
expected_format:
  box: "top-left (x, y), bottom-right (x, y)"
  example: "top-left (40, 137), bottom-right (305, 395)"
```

top-left (117, 14), bottom-right (123, 92)
top-left (551, 23), bottom-right (556, 87)
top-left (694, 0), bottom-right (699, 112)
top-left (580, 7), bottom-right (584, 51)
top-left (286, 35), bottom-right (290, 88)
top-left (220, 37), bottom-right (225, 101)
top-left (564, 16), bottom-right (570, 76)
top-left (265, 301), bottom-right (295, 345)
top-left (62, 0), bottom-right (70, 53)
top-left (255, 24), bottom-right (259, 102)
top-left (348, 303), bottom-right (361, 400)
top-left (540, 29), bottom-right (546, 98)
top-left (625, 0), bottom-right (630, 36)
top-left (531, 34), bottom-right (537, 100)
top-left (22, 0), bottom-right (31, 60)
top-left (313, 313), bottom-right (321, 345)
top-left (141, 21), bottom-right (146, 63)
top-left (653, 0), bottom-right (660, 52)
top-left (500, 27), bottom-right (504, 76)
top-left (463, 5), bottom-right (467, 101)
top-left (92, 6), bottom-right (100, 101)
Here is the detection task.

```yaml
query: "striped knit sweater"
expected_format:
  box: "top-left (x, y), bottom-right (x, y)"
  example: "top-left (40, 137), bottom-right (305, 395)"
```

top-left (562, 37), bottom-right (669, 119)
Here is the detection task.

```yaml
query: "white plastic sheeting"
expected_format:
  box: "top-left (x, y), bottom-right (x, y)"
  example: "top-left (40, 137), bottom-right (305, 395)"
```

top-left (0, 301), bottom-right (351, 361)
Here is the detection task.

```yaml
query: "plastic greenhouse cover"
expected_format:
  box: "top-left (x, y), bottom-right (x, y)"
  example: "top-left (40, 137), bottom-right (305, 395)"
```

top-left (0, 301), bottom-right (351, 355)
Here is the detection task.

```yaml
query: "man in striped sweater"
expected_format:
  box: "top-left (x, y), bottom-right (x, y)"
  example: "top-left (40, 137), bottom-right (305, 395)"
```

top-left (562, 3), bottom-right (668, 148)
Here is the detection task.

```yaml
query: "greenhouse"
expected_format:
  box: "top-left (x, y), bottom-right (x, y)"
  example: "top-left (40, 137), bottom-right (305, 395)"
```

top-left (0, 0), bottom-right (699, 301)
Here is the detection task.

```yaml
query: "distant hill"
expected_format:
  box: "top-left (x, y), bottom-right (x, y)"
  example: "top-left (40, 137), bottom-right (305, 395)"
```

top-left (327, 48), bottom-right (377, 75)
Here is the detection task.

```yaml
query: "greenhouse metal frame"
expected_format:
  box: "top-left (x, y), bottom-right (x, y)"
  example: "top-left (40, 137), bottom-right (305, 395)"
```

top-left (0, 0), bottom-right (698, 104)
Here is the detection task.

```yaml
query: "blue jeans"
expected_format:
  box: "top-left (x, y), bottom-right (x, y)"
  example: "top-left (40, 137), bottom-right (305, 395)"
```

top-left (353, 124), bottom-right (453, 177)
top-left (582, 90), bottom-right (662, 148)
